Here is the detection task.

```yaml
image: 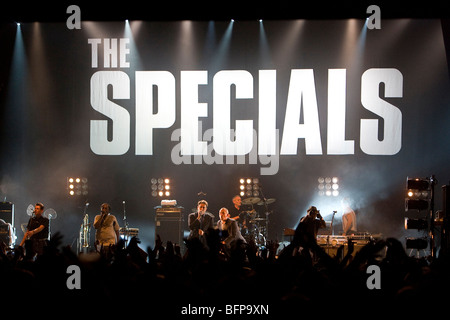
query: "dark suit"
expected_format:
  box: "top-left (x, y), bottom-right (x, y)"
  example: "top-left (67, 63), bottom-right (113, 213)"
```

top-left (188, 211), bottom-right (215, 240)
top-left (217, 218), bottom-right (246, 247)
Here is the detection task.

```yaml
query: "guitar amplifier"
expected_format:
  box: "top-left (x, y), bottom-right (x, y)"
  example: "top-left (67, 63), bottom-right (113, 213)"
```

top-left (155, 206), bottom-right (184, 246)
top-left (0, 202), bottom-right (14, 228)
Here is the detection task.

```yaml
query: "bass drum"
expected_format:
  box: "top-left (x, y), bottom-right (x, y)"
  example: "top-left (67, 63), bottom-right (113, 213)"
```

top-left (244, 231), bottom-right (266, 249)
top-left (254, 232), bottom-right (266, 248)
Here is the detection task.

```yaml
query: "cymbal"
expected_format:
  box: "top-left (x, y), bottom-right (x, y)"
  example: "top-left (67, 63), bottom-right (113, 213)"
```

top-left (252, 218), bottom-right (266, 221)
top-left (242, 197), bottom-right (261, 205)
top-left (257, 198), bottom-right (276, 206)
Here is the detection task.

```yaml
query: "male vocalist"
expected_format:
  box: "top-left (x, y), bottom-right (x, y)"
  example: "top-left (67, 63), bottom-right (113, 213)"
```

top-left (20, 202), bottom-right (49, 257)
top-left (93, 203), bottom-right (120, 254)
top-left (188, 200), bottom-right (214, 243)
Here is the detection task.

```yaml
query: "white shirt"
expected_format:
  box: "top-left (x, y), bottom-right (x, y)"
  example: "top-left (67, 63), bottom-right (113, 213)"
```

top-left (94, 214), bottom-right (120, 245)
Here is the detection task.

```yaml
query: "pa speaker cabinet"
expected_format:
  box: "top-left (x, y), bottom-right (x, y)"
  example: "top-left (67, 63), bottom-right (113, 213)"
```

top-left (0, 202), bottom-right (14, 228)
top-left (155, 207), bottom-right (183, 246)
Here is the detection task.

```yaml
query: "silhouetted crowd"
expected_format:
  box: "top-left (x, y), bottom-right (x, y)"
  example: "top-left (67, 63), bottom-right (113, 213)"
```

top-left (1, 229), bottom-right (449, 317)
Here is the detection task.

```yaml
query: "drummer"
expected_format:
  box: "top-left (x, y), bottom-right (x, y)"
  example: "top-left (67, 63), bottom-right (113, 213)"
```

top-left (229, 195), bottom-right (245, 225)
top-left (230, 195), bottom-right (258, 234)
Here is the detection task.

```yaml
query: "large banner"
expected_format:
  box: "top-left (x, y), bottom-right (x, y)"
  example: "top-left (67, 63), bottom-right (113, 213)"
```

top-left (1, 19), bottom-right (449, 247)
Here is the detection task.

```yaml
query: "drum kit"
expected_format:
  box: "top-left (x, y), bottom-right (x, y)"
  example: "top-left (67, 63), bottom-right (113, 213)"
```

top-left (239, 196), bottom-right (276, 248)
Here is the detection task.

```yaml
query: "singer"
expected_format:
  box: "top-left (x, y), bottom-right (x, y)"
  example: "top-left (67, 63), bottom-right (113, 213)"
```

top-left (188, 200), bottom-right (214, 247)
top-left (93, 203), bottom-right (120, 256)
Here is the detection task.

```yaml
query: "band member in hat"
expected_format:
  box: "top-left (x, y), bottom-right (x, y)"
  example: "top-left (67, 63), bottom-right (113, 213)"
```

top-left (293, 206), bottom-right (326, 247)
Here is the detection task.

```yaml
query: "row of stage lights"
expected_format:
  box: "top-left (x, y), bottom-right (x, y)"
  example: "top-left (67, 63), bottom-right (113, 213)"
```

top-left (67, 176), bottom-right (171, 198)
top-left (67, 176), bottom-right (341, 199)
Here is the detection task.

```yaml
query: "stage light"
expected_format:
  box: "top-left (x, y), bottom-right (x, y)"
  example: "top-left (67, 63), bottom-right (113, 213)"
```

top-left (239, 177), bottom-right (260, 198)
top-left (407, 178), bottom-right (430, 191)
top-left (318, 176), bottom-right (339, 196)
top-left (67, 177), bottom-right (88, 196)
top-left (404, 217), bottom-right (428, 230)
top-left (405, 177), bottom-right (431, 211)
top-left (406, 237), bottom-right (428, 250)
top-left (151, 177), bottom-right (172, 197)
top-left (405, 199), bottom-right (429, 211)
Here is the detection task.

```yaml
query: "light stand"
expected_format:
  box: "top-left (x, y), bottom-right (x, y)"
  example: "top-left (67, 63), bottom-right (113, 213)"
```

top-left (404, 175), bottom-right (437, 259)
top-left (257, 185), bottom-right (271, 249)
top-left (429, 175), bottom-right (437, 258)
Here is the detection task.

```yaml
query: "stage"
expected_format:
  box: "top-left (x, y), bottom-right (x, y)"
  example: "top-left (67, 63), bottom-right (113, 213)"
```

top-left (1, 1), bottom-right (450, 313)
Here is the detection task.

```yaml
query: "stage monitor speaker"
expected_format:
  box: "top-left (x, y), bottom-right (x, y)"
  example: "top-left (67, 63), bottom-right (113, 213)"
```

top-left (155, 207), bottom-right (184, 247)
top-left (0, 202), bottom-right (14, 228)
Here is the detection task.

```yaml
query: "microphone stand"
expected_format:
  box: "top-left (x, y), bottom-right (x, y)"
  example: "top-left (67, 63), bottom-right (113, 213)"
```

top-left (258, 186), bottom-right (270, 247)
top-left (331, 211), bottom-right (337, 236)
top-left (122, 201), bottom-right (128, 246)
top-left (326, 211), bottom-right (337, 256)
top-left (79, 202), bottom-right (90, 253)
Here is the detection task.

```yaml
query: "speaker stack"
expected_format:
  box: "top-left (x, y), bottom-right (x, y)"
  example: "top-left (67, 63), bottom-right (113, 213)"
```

top-left (0, 202), bottom-right (14, 246)
top-left (154, 201), bottom-right (184, 248)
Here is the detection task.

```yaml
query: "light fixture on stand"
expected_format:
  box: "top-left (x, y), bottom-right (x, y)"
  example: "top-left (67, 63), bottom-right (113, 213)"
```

top-left (404, 175), bottom-right (437, 258)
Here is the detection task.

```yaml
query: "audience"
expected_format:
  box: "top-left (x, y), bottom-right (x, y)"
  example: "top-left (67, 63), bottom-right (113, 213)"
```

top-left (0, 228), bottom-right (449, 316)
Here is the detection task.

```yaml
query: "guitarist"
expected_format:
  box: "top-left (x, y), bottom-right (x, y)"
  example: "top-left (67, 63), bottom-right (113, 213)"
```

top-left (20, 202), bottom-right (49, 257)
